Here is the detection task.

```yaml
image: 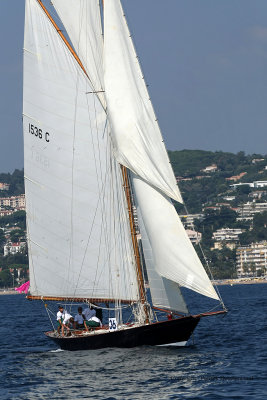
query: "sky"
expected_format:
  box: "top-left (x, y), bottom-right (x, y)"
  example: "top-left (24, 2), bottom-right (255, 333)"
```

top-left (1, 0), bottom-right (267, 173)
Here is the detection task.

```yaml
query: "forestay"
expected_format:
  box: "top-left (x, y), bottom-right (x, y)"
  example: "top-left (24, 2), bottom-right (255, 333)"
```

top-left (23, 0), bottom-right (139, 301)
top-left (104, 0), bottom-right (183, 203)
top-left (132, 175), bottom-right (219, 301)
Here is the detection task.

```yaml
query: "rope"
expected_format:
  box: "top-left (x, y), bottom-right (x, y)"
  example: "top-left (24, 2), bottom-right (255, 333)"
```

top-left (42, 301), bottom-right (55, 330)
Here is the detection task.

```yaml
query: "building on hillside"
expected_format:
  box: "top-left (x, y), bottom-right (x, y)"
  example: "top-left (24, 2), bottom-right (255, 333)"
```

top-left (222, 196), bottom-right (236, 201)
top-left (252, 158), bottom-right (265, 164)
top-left (0, 183), bottom-right (10, 191)
top-left (202, 204), bottom-right (237, 213)
top-left (236, 242), bottom-right (267, 277)
top-left (180, 213), bottom-right (204, 229)
top-left (212, 228), bottom-right (243, 242)
top-left (4, 242), bottom-right (26, 256)
top-left (0, 210), bottom-right (14, 217)
top-left (186, 229), bottom-right (202, 244)
top-left (201, 164), bottom-right (217, 173)
top-left (226, 172), bottom-right (247, 182)
top-left (213, 242), bottom-right (237, 250)
top-left (237, 202), bottom-right (267, 217)
top-left (0, 194), bottom-right (25, 211)
top-left (248, 191), bottom-right (267, 200)
top-left (212, 228), bottom-right (243, 250)
top-left (231, 181), bottom-right (267, 190)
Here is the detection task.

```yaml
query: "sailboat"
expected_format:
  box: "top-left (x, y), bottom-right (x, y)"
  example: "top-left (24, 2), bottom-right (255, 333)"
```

top-left (23, 0), bottom-right (227, 351)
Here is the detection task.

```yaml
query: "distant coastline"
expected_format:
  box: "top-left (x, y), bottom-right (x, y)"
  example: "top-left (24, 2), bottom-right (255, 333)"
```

top-left (213, 277), bottom-right (267, 285)
top-left (0, 289), bottom-right (19, 295)
top-left (1, 278), bottom-right (267, 296)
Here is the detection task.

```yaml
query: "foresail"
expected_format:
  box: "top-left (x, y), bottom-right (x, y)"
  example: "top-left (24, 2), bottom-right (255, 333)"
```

top-left (103, 0), bottom-right (183, 203)
top-left (52, 0), bottom-right (105, 107)
top-left (23, 0), bottom-right (139, 302)
top-left (137, 206), bottom-right (188, 314)
top-left (132, 175), bottom-right (220, 301)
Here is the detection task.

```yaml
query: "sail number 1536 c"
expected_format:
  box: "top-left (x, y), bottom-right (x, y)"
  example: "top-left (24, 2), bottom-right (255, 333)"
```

top-left (29, 123), bottom-right (50, 143)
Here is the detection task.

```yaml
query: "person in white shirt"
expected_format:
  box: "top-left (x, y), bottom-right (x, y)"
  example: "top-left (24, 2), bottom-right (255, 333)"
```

top-left (56, 305), bottom-right (65, 334)
top-left (61, 312), bottom-right (74, 336)
top-left (86, 315), bottom-right (102, 328)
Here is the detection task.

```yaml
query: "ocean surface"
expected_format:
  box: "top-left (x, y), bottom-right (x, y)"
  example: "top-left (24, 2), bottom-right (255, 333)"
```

top-left (0, 284), bottom-right (266, 399)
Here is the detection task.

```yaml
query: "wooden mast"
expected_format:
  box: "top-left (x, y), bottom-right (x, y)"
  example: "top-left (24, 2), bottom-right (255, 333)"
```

top-left (101, 0), bottom-right (147, 314)
top-left (121, 166), bottom-right (147, 307)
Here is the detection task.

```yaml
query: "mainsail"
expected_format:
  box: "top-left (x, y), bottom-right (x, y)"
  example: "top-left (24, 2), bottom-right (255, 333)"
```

top-left (23, 0), bottom-right (139, 301)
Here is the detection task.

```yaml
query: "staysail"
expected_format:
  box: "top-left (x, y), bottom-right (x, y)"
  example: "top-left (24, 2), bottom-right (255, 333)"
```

top-left (103, 1), bottom-right (219, 301)
top-left (103, 0), bottom-right (182, 203)
top-left (136, 203), bottom-right (188, 314)
top-left (23, 0), bottom-right (139, 301)
top-left (133, 176), bottom-right (219, 301)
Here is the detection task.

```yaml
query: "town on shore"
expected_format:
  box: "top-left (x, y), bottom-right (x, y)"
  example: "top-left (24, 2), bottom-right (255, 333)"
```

top-left (0, 150), bottom-right (267, 289)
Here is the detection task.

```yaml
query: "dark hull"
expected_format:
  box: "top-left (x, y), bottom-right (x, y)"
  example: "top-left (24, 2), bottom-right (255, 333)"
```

top-left (45, 315), bottom-right (200, 351)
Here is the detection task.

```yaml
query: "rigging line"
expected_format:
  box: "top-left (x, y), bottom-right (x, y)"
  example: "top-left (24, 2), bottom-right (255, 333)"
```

top-left (89, 131), bottom-right (123, 300)
top-left (71, 183), bottom-right (106, 297)
top-left (110, 147), bottom-right (125, 303)
top-left (74, 99), bottom-right (111, 299)
top-left (115, 162), bottom-right (138, 300)
top-left (70, 145), bottom-right (114, 297)
top-left (66, 60), bottom-right (82, 291)
top-left (183, 203), bottom-right (226, 309)
top-left (42, 301), bottom-right (55, 330)
top-left (89, 96), bottom-right (110, 296)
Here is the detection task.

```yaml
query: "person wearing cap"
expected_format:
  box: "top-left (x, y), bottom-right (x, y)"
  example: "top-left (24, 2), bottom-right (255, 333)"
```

top-left (56, 305), bottom-right (65, 334)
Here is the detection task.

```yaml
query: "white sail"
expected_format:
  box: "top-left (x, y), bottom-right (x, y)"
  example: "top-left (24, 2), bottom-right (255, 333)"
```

top-left (52, 0), bottom-right (105, 105)
top-left (23, 0), bottom-right (139, 301)
top-left (137, 205), bottom-right (188, 314)
top-left (132, 175), bottom-right (219, 301)
top-left (103, 0), bottom-right (182, 203)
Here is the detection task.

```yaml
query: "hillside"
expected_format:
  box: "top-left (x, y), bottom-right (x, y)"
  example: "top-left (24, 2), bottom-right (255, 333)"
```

top-left (168, 150), bottom-right (267, 213)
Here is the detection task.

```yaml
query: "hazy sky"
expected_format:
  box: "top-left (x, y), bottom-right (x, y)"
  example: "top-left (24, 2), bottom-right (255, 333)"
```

top-left (1, 0), bottom-right (267, 172)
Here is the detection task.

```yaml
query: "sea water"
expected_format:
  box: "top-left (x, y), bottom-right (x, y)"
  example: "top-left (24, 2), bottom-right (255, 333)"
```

top-left (0, 284), bottom-right (266, 399)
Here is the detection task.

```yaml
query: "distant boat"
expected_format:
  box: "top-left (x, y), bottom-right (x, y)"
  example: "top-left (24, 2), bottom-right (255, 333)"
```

top-left (23, 0), bottom-right (226, 351)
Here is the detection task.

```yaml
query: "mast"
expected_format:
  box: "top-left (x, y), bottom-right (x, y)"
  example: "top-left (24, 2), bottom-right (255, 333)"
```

top-left (121, 166), bottom-right (147, 306)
